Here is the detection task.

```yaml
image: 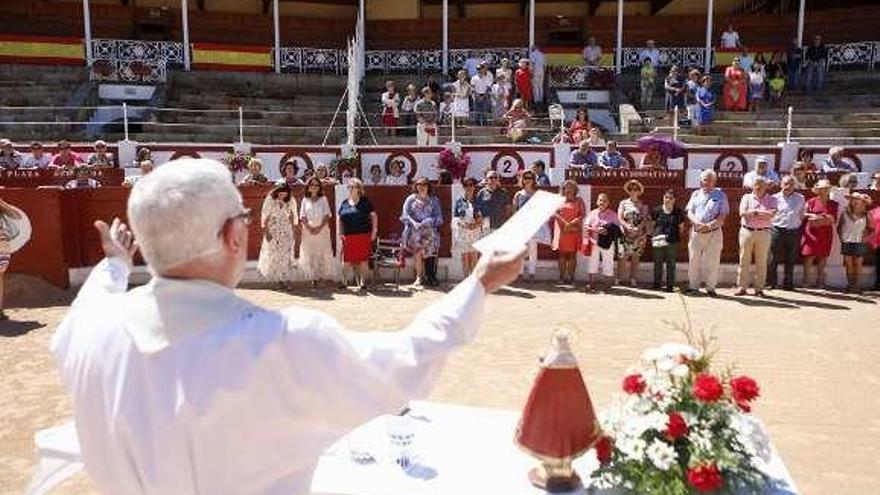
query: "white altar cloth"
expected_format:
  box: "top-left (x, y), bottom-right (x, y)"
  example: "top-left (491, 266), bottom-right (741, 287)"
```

top-left (28, 401), bottom-right (799, 495)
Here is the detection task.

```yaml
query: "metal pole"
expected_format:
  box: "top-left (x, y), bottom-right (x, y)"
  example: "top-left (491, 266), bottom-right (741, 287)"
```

top-left (704, 0), bottom-right (714, 74)
top-left (359, 0), bottom-right (365, 54)
top-left (786, 106), bottom-right (793, 143)
top-left (797, 0), bottom-right (806, 47)
top-left (673, 105), bottom-right (679, 142)
top-left (451, 111), bottom-right (456, 143)
top-left (273, 0), bottom-right (281, 74)
top-left (123, 103), bottom-right (129, 141)
top-left (442, 0), bottom-right (449, 75)
top-left (82, 0), bottom-right (93, 66)
top-left (615, 0), bottom-right (623, 74)
top-left (182, 0), bottom-right (191, 71)
top-left (239, 106), bottom-right (244, 143)
top-left (528, 0), bottom-right (536, 49)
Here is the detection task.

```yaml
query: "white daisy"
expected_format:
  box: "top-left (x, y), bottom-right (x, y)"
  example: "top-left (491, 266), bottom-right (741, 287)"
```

top-left (646, 440), bottom-right (678, 471)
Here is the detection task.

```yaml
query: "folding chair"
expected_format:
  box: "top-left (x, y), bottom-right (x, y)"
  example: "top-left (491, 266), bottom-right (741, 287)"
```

top-left (371, 238), bottom-right (406, 289)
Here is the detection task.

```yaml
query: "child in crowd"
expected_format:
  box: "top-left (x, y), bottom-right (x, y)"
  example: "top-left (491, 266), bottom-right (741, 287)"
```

top-left (768, 69), bottom-right (786, 105)
top-left (381, 80), bottom-right (400, 137)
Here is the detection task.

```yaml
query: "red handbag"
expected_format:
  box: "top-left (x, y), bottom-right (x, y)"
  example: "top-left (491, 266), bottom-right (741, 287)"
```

top-left (579, 237), bottom-right (593, 256)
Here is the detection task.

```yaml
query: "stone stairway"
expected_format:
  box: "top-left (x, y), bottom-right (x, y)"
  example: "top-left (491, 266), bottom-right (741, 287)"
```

top-left (629, 71), bottom-right (880, 146)
top-left (0, 64), bottom-right (89, 142)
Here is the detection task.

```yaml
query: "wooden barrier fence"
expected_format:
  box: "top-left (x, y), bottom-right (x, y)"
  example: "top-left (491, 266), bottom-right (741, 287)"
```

top-left (3, 184), bottom-right (878, 288)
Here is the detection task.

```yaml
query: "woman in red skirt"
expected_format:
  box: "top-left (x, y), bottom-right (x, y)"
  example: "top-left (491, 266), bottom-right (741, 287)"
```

top-left (801, 179), bottom-right (838, 288)
top-left (337, 178), bottom-right (378, 291)
top-left (381, 80), bottom-right (400, 137)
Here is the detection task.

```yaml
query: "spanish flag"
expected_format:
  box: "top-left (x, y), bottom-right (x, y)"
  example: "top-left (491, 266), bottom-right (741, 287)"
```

top-left (192, 43), bottom-right (272, 72)
top-left (542, 46), bottom-right (614, 67)
top-left (0, 35), bottom-right (84, 65)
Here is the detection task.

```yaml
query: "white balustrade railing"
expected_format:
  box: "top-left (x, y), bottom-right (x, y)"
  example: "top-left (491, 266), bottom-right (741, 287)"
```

top-left (85, 38), bottom-right (880, 79)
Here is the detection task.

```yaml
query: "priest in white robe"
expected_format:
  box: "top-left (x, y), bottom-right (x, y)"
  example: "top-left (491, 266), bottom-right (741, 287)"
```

top-left (51, 158), bottom-right (524, 495)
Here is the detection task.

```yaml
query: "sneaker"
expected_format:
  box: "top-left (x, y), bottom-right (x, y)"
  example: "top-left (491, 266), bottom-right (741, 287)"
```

top-left (683, 287), bottom-right (699, 295)
top-left (755, 290), bottom-right (766, 297)
top-left (706, 289), bottom-right (718, 297)
top-left (734, 288), bottom-right (747, 296)
top-left (664, 286), bottom-right (674, 293)
top-left (0, 311), bottom-right (7, 321)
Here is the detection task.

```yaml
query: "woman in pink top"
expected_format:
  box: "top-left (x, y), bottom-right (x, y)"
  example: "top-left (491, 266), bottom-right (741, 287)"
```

top-left (583, 192), bottom-right (620, 292)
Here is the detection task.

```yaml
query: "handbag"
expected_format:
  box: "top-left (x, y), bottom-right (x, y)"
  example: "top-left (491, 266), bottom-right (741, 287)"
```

top-left (579, 238), bottom-right (593, 256)
top-left (651, 234), bottom-right (669, 248)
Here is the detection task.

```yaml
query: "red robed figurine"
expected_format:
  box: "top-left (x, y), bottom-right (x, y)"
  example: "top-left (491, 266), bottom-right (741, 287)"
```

top-left (515, 331), bottom-right (602, 492)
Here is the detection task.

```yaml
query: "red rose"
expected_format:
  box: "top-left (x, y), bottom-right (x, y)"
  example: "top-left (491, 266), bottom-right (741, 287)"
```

top-left (730, 375), bottom-right (760, 406)
top-left (687, 464), bottom-right (724, 493)
top-left (622, 374), bottom-right (646, 394)
top-left (692, 373), bottom-right (724, 403)
top-left (595, 436), bottom-right (613, 465)
top-left (666, 412), bottom-right (689, 440)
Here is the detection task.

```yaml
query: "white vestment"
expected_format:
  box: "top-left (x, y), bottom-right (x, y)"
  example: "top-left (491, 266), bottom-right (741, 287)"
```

top-left (51, 258), bottom-right (486, 495)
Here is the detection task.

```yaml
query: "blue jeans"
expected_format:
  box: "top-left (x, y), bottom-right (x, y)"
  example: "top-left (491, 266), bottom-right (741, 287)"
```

top-left (786, 62), bottom-right (800, 90)
top-left (473, 94), bottom-right (491, 126)
top-left (804, 63), bottom-right (825, 91)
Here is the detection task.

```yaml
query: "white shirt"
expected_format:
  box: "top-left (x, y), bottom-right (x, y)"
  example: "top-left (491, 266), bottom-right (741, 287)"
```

top-left (470, 72), bottom-right (494, 95)
top-left (720, 30), bottom-right (741, 49)
top-left (300, 195), bottom-right (331, 228)
top-left (23, 153), bottom-right (52, 169)
top-left (52, 258), bottom-right (486, 495)
top-left (583, 45), bottom-right (602, 65)
top-left (385, 174), bottom-right (409, 186)
top-left (742, 169), bottom-right (780, 189)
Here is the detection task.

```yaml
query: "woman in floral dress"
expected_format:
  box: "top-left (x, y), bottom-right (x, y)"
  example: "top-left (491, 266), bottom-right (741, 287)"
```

top-left (617, 179), bottom-right (651, 287)
top-left (452, 177), bottom-right (484, 277)
top-left (400, 177), bottom-right (443, 288)
top-left (257, 185), bottom-right (298, 288)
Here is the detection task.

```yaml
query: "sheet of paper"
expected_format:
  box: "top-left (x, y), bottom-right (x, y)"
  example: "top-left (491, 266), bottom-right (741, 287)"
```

top-left (473, 190), bottom-right (564, 255)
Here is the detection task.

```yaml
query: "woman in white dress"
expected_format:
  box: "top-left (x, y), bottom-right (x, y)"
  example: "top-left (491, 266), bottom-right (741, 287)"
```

top-left (299, 176), bottom-right (336, 287)
top-left (257, 185), bottom-right (298, 288)
top-left (452, 69), bottom-right (472, 124)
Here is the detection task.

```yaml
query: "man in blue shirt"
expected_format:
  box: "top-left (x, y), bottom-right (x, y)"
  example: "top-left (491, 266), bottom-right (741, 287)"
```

top-left (685, 169), bottom-right (730, 296)
top-left (568, 141), bottom-right (597, 169)
top-left (531, 160), bottom-right (551, 186)
top-left (768, 175), bottom-right (805, 290)
top-left (597, 141), bottom-right (626, 169)
top-left (821, 146), bottom-right (857, 173)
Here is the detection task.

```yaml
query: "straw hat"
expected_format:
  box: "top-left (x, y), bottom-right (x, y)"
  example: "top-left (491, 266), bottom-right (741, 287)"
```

top-left (623, 179), bottom-right (645, 194)
top-left (811, 179), bottom-right (832, 194)
top-left (845, 192), bottom-right (873, 206)
top-left (1, 204), bottom-right (32, 253)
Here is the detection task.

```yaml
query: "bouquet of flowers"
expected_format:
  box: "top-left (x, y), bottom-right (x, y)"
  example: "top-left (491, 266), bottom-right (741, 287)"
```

top-left (438, 142), bottom-right (470, 181)
top-left (222, 151), bottom-right (253, 174)
top-left (591, 317), bottom-right (771, 494)
top-left (330, 152), bottom-right (359, 179)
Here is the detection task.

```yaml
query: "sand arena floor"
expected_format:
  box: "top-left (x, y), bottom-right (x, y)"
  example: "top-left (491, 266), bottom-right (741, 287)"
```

top-left (1, 275), bottom-right (879, 495)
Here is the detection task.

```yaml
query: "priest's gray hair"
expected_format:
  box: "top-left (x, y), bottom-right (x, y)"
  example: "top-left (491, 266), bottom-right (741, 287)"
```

top-left (128, 158), bottom-right (243, 274)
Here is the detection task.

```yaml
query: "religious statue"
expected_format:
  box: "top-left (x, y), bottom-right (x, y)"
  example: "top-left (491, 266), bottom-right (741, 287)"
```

top-left (515, 330), bottom-right (602, 492)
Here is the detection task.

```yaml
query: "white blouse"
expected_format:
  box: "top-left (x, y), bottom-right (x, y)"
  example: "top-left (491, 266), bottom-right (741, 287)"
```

top-left (300, 196), bottom-right (331, 228)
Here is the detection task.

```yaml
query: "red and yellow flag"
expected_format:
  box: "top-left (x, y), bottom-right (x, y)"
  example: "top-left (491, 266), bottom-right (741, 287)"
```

top-left (0, 35), bottom-right (84, 65)
top-left (192, 42), bottom-right (272, 72)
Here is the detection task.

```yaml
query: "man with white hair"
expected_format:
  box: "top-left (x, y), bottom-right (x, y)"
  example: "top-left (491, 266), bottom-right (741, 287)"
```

top-left (51, 159), bottom-right (524, 494)
top-left (685, 169), bottom-right (729, 296)
top-left (821, 146), bottom-right (856, 172)
top-left (742, 156), bottom-right (780, 189)
top-left (735, 175), bottom-right (778, 297)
